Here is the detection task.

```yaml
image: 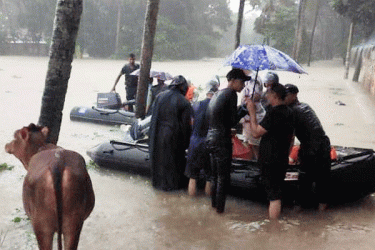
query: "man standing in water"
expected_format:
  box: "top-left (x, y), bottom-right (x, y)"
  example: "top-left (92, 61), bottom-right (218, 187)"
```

top-left (149, 75), bottom-right (192, 191)
top-left (284, 84), bottom-right (331, 211)
top-left (185, 80), bottom-right (219, 196)
top-left (206, 68), bottom-right (251, 213)
top-left (246, 84), bottom-right (294, 220)
top-left (111, 53), bottom-right (140, 111)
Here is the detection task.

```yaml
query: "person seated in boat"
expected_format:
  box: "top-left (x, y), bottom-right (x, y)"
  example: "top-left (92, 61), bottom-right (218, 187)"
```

top-left (151, 79), bottom-right (167, 103)
top-left (284, 84), bottom-right (332, 211)
top-left (261, 72), bottom-right (279, 111)
top-left (185, 82), bottom-right (219, 197)
top-left (147, 78), bottom-right (168, 115)
top-left (185, 80), bottom-right (199, 104)
top-left (240, 69), bottom-right (266, 160)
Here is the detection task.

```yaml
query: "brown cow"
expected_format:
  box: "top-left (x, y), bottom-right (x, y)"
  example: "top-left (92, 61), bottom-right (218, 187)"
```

top-left (5, 123), bottom-right (95, 250)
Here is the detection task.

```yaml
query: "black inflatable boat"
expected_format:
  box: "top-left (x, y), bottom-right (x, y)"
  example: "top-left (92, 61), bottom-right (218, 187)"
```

top-left (87, 139), bottom-right (375, 204)
top-left (70, 106), bottom-right (136, 125)
top-left (70, 93), bottom-right (139, 125)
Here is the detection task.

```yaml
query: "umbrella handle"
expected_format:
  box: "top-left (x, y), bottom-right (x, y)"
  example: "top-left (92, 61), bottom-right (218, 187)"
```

top-left (251, 69), bottom-right (259, 100)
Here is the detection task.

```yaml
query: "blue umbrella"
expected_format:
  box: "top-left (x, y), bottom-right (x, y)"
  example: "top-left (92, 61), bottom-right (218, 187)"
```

top-left (224, 44), bottom-right (307, 99)
top-left (224, 44), bottom-right (307, 74)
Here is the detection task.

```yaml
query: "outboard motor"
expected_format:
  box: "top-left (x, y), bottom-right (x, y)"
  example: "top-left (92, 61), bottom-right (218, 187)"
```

top-left (129, 116), bottom-right (151, 140)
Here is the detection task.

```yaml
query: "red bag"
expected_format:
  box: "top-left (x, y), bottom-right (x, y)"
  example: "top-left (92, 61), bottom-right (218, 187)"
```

top-left (232, 135), bottom-right (253, 160)
top-left (288, 145), bottom-right (337, 164)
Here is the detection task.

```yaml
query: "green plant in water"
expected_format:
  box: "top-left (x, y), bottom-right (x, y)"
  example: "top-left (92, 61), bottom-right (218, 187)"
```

top-left (12, 217), bottom-right (22, 223)
top-left (0, 163), bottom-right (14, 171)
top-left (86, 160), bottom-right (98, 170)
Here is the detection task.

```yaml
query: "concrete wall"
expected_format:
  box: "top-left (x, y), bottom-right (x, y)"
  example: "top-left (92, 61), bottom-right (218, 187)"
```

top-left (351, 45), bottom-right (375, 96)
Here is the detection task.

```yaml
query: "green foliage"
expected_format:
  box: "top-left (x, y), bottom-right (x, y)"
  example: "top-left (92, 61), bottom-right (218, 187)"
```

top-left (153, 16), bottom-right (217, 60)
top-left (296, 29), bottom-right (310, 64)
top-left (0, 163), bottom-right (14, 171)
top-left (79, 0), bottom-right (127, 58)
top-left (1, 0), bottom-right (232, 59)
top-left (154, 0), bottom-right (231, 59)
top-left (12, 217), bottom-right (22, 223)
top-left (86, 160), bottom-right (98, 170)
top-left (255, 5), bottom-right (298, 55)
top-left (16, 0), bottom-right (56, 42)
top-left (331, 0), bottom-right (375, 38)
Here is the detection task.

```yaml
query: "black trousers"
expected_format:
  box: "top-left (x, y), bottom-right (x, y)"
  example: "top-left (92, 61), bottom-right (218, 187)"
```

top-left (298, 139), bottom-right (331, 207)
top-left (125, 86), bottom-right (137, 112)
top-left (207, 131), bottom-right (232, 213)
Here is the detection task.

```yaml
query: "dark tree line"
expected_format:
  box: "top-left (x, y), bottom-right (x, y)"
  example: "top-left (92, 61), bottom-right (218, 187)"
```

top-left (2, 0), bottom-right (375, 63)
top-left (250, 0), bottom-right (373, 63)
top-left (0, 0), bottom-right (232, 60)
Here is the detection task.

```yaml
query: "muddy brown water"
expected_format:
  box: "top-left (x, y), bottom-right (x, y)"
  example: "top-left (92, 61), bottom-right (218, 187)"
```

top-left (1, 56), bottom-right (375, 249)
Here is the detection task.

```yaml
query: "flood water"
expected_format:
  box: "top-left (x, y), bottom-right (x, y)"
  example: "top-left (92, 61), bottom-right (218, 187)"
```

top-left (1, 56), bottom-right (375, 249)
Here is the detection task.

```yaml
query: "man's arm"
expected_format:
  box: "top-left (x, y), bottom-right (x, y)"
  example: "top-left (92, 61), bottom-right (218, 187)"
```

top-left (246, 99), bottom-right (267, 138)
top-left (111, 71), bottom-right (123, 92)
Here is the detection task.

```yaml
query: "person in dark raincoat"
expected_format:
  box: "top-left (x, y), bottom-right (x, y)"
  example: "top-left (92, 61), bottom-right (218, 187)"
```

top-left (284, 84), bottom-right (331, 211)
top-left (149, 75), bottom-right (192, 191)
top-left (206, 68), bottom-right (251, 213)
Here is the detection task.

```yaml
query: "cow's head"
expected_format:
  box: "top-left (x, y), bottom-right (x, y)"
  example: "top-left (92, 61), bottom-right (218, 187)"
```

top-left (5, 124), bottom-right (49, 167)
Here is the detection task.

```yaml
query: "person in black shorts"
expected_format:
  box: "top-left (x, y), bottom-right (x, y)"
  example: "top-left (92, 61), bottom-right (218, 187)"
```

top-left (185, 83), bottom-right (218, 196)
top-left (206, 68), bottom-right (251, 213)
top-left (246, 84), bottom-right (294, 220)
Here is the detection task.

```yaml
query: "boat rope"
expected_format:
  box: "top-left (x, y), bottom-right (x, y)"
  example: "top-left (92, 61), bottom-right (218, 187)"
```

top-left (110, 140), bottom-right (149, 153)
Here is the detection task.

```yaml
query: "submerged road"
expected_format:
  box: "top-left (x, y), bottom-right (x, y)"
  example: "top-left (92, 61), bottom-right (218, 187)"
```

top-left (1, 56), bottom-right (375, 249)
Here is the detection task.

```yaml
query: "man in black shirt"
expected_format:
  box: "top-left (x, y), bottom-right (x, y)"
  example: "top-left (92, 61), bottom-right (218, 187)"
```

top-left (246, 84), bottom-right (294, 220)
top-left (206, 68), bottom-right (251, 213)
top-left (111, 53), bottom-right (140, 111)
top-left (284, 84), bottom-right (331, 211)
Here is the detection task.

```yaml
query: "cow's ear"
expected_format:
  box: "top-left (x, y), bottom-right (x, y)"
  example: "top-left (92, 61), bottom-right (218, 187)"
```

top-left (41, 127), bottom-right (49, 138)
top-left (19, 127), bottom-right (30, 141)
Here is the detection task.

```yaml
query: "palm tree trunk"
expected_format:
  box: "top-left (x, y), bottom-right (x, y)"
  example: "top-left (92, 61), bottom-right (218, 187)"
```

top-left (38, 0), bottom-right (83, 144)
top-left (115, 0), bottom-right (121, 55)
top-left (307, 0), bottom-right (321, 66)
top-left (136, 0), bottom-right (160, 119)
top-left (235, 0), bottom-right (245, 49)
top-left (292, 0), bottom-right (306, 60)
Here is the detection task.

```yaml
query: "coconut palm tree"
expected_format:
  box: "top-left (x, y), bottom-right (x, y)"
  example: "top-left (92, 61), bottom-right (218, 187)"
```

top-left (136, 0), bottom-right (160, 119)
top-left (235, 0), bottom-right (246, 49)
top-left (38, 0), bottom-right (83, 144)
top-left (292, 0), bottom-right (307, 60)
